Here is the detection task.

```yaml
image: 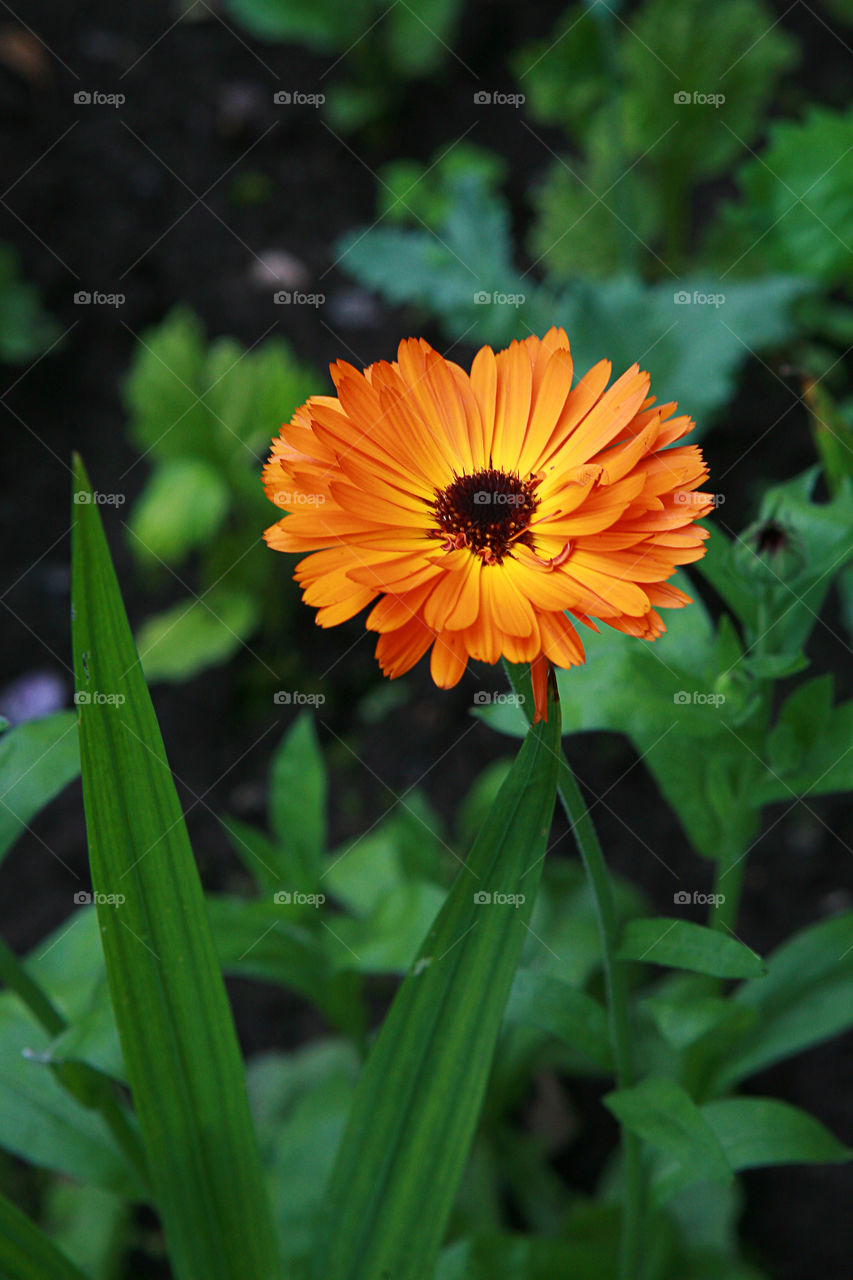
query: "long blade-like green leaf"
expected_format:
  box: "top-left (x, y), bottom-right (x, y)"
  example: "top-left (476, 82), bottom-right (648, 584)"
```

top-left (0, 1191), bottom-right (89, 1280)
top-left (314, 694), bottom-right (561, 1280)
top-left (70, 456), bottom-right (282, 1280)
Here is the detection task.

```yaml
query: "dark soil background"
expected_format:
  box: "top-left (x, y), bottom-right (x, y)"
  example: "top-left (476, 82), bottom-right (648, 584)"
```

top-left (1, 2), bottom-right (852, 1277)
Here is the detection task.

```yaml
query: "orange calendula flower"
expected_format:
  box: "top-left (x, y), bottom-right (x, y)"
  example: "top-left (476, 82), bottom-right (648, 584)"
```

top-left (263, 329), bottom-right (713, 723)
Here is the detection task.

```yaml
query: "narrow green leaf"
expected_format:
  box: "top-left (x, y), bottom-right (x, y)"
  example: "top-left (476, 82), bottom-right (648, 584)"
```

top-left (644, 986), bottom-right (756, 1050)
top-left (604, 1078), bottom-right (733, 1186)
top-left (0, 1189), bottom-right (90, 1280)
top-left (0, 713), bottom-right (79, 866)
top-left (207, 894), bottom-right (365, 1039)
top-left (618, 917), bottom-right (765, 979)
top-left (702, 1097), bottom-right (850, 1168)
top-left (0, 934), bottom-right (64, 1036)
top-left (0, 1002), bottom-right (141, 1195)
top-left (220, 815), bottom-right (284, 893)
top-left (268, 714), bottom-right (326, 889)
top-left (70, 456), bottom-right (281, 1280)
top-left (313, 697), bottom-right (561, 1280)
top-left (653, 1096), bottom-right (850, 1204)
top-left (714, 911), bottom-right (853, 1087)
top-left (504, 969), bottom-right (613, 1072)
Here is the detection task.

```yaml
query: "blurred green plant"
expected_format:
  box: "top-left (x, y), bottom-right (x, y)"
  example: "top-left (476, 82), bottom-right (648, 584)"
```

top-left (123, 307), bottom-right (317, 682)
top-left (221, 0), bottom-right (464, 133)
top-left (708, 105), bottom-right (853, 284)
top-left (514, 0), bottom-right (797, 277)
top-left (2, 456), bottom-right (852, 1278)
top-left (338, 170), bottom-right (806, 427)
top-left (0, 243), bottom-right (60, 364)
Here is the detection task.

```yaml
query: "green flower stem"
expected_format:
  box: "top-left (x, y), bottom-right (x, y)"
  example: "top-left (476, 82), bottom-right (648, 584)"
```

top-left (503, 662), bottom-right (644, 1280)
top-left (0, 934), bottom-right (65, 1037)
top-left (710, 849), bottom-right (747, 936)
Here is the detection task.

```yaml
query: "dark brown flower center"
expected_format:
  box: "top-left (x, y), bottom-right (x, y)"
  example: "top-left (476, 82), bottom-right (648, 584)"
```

top-left (430, 468), bottom-right (540, 563)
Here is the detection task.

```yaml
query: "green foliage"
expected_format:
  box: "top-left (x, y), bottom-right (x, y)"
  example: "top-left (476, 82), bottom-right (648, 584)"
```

top-left (123, 306), bottom-right (316, 680)
top-left (516, 0), bottom-right (796, 276)
top-left (0, 714), bottom-right (79, 866)
top-left (710, 106), bottom-right (853, 284)
top-left (0, 1190), bottom-right (91, 1280)
top-left (0, 244), bottom-right (60, 364)
top-left (135, 587), bottom-right (261, 684)
top-left (314, 696), bottom-right (561, 1280)
top-left (222, 0), bottom-right (463, 132)
top-left (339, 171), bottom-right (805, 428)
top-left (71, 456), bottom-right (282, 1280)
top-left (606, 1077), bottom-right (734, 1187)
top-left (378, 144), bottom-right (509, 227)
top-left (711, 912), bottom-right (853, 1089)
top-left (482, 466), bottom-right (853, 864)
top-left (618, 919), bottom-right (765, 980)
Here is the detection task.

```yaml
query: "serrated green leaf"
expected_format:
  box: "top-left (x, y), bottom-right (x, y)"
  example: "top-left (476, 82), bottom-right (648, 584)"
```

top-left (618, 917), bottom-right (764, 979)
top-left (313, 697), bottom-right (561, 1280)
top-left (70, 456), bottom-right (281, 1280)
top-left (711, 106), bottom-right (853, 284)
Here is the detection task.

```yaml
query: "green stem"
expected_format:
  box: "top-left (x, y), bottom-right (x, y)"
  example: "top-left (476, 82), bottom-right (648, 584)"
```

top-left (598, 12), bottom-right (636, 273)
top-left (710, 851), bottom-right (746, 936)
top-left (503, 663), bottom-right (644, 1280)
top-left (0, 935), bottom-right (65, 1036)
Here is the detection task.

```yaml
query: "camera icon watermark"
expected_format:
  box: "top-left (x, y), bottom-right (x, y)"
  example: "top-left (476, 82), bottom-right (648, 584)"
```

top-left (273, 690), bottom-right (326, 706)
top-left (74, 290), bottom-right (125, 307)
top-left (473, 290), bottom-right (524, 307)
top-left (673, 90), bottom-right (725, 108)
top-left (674, 491), bottom-right (725, 507)
top-left (273, 889), bottom-right (326, 906)
top-left (673, 690), bottom-right (726, 708)
top-left (274, 290), bottom-right (325, 308)
top-left (473, 691), bottom-right (525, 706)
top-left (673, 290), bottom-right (725, 307)
top-left (74, 690), bottom-right (126, 706)
top-left (473, 890), bottom-right (525, 907)
top-left (74, 890), bottom-right (126, 906)
top-left (272, 491), bottom-right (326, 507)
top-left (674, 889), bottom-right (726, 907)
top-left (472, 490), bottom-right (526, 505)
top-left (73, 490), bottom-right (126, 505)
top-left (273, 90), bottom-right (325, 106)
top-left (74, 90), bottom-right (125, 107)
top-left (473, 90), bottom-right (525, 107)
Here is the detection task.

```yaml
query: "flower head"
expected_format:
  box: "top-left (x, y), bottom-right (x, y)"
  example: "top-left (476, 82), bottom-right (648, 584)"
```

top-left (263, 329), bottom-right (713, 721)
